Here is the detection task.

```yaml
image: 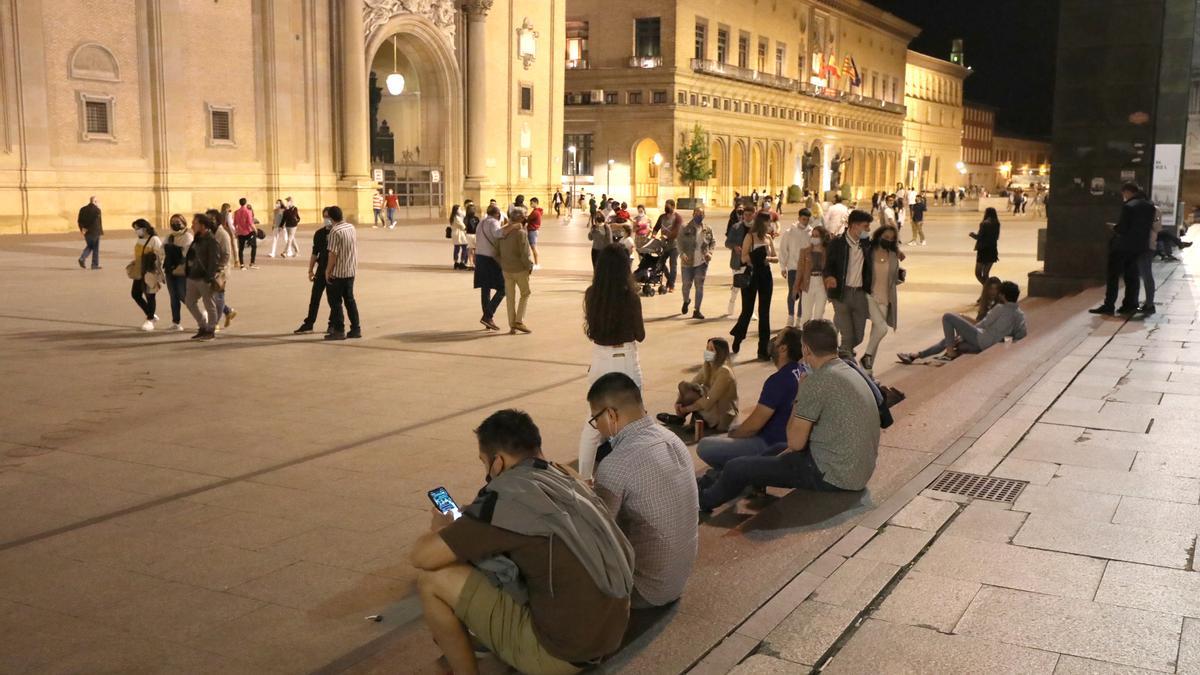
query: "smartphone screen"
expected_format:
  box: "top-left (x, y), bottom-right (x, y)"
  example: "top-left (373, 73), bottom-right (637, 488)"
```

top-left (427, 487), bottom-right (461, 520)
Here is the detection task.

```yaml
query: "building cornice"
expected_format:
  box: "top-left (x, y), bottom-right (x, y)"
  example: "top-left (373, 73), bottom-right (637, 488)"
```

top-left (906, 50), bottom-right (971, 80)
top-left (818, 0), bottom-right (921, 42)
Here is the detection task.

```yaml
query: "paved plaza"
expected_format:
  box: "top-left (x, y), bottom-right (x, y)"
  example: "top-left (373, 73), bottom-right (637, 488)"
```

top-left (1, 205), bottom-right (1197, 673)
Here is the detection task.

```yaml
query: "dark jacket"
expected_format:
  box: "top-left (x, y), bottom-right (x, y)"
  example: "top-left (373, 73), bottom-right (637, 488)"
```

top-left (77, 203), bottom-right (102, 237)
top-left (972, 218), bottom-right (1000, 264)
top-left (282, 205), bottom-right (301, 228)
top-left (823, 232), bottom-right (873, 301)
top-left (1113, 194), bottom-right (1156, 253)
top-left (186, 232), bottom-right (220, 281)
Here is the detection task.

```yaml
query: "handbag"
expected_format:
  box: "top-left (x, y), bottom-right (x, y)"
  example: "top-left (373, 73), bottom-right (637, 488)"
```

top-left (445, 226), bottom-right (452, 239)
top-left (732, 265), bottom-right (753, 289)
top-left (255, 228), bottom-right (266, 240)
top-left (897, 267), bottom-right (907, 285)
top-left (125, 260), bottom-right (139, 280)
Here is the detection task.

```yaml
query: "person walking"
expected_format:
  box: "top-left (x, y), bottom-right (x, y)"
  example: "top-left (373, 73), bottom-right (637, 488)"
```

top-left (281, 197), bottom-right (300, 257)
top-left (497, 213), bottom-right (534, 334)
top-left (474, 205), bottom-right (506, 330)
top-left (384, 189), bottom-right (399, 228)
top-left (552, 188), bottom-right (564, 218)
top-left (678, 207), bottom-right (715, 320)
top-left (860, 225), bottom-right (904, 373)
top-left (779, 208), bottom-right (813, 327)
top-left (162, 214), bottom-right (193, 332)
top-left (209, 208), bottom-right (238, 330)
top-left (970, 207), bottom-right (1001, 284)
top-left (77, 196), bottom-right (104, 269)
top-left (730, 212), bottom-right (778, 360)
top-left (527, 197), bottom-right (544, 270)
top-left (579, 244), bottom-right (646, 480)
top-left (323, 206), bottom-right (361, 340)
top-left (588, 212), bottom-right (614, 268)
top-left (183, 213), bottom-right (221, 341)
top-left (908, 195), bottom-right (927, 245)
top-left (1090, 183), bottom-right (1155, 316)
top-left (825, 194), bottom-right (849, 236)
top-left (654, 199), bottom-right (684, 292)
top-left (371, 190), bottom-right (385, 228)
top-left (449, 204), bottom-right (468, 270)
top-left (726, 207), bottom-right (752, 316)
top-left (464, 201), bottom-right (479, 269)
top-left (128, 219), bottom-right (164, 331)
top-left (294, 208), bottom-right (334, 335)
top-left (824, 210), bottom-right (874, 358)
top-left (796, 225), bottom-right (830, 324)
top-left (269, 199), bottom-right (286, 258)
top-left (233, 198), bottom-right (258, 269)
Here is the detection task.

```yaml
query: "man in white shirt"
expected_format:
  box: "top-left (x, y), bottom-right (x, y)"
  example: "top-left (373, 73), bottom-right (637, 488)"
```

top-left (778, 209), bottom-right (812, 327)
top-left (882, 195), bottom-right (899, 229)
top-left (825, 195), bottom-right (850, 237)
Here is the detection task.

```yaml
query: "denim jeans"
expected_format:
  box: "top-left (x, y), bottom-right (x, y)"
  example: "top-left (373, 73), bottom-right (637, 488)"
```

top-left (665, 247), bottom-right (680, 289)
top-left (326, 276), bottom-right (360, 333)
top-left (698, 448), bottom-right (844, 511)
top-left (165, 275), bottom-right (187, 324)
top-left (917, 313), bottom-right (986, 358)
top-left (681, 262), bottom-right (708, 310)
top-left (79, 235), bottom-right (100, 268)
top-left (697, 435), bottom-right (785, 469)
top-left (1138, 251), bottom-right (1156, 305)
top-left (454, 244), bottom-right (468, 265)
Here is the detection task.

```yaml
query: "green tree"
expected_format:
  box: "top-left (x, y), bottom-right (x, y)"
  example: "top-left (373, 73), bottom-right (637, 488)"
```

top-left (675, 124), bottom-right (714, 199)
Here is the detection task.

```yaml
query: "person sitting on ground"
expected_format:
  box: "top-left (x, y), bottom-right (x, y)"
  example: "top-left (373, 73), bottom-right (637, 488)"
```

top-left (697, 320), bottom-right (878, 512)
top-left (657, 338), bottom-right (738, 434)
top-left (589, 373), bottom-right (699, 609)
top-left (898, 281), bottom-right (1027, 364)
top-left (974, 276), bottom-right (1003, 322)
top-left (694, 327), bottom-right (807, 501)
top-left (410, 409), bottom-right (634, 675)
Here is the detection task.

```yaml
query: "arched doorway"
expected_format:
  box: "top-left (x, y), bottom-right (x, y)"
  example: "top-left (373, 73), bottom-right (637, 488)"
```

top-left (750, 142), bottom-right (764, 193)
top-left (709, 139), bottom-right (727, 206)
top-left (768, 143), bottom-right (783, 195)
top-left (731, 141), bottom-right (747, 197)
top-left (364, 18), bottom-right (463, 216)
top-left (633, 138), bottom-right (662, 207)
top-left (804, 141), bottom-right (823, 194)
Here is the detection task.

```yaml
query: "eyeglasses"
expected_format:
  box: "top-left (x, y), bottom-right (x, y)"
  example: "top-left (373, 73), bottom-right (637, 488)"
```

top-left (587, 408), bottom-right (611, 430)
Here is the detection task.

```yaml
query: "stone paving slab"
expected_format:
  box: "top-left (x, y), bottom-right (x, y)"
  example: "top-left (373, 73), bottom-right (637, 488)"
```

top-left (1181, 618), bottom-right (1200, 674)
top-left (822, 619), bottom-right (1059, 674)
top-left (993, 457), bottom-right (1059, 484)
top-left (1012, 484), bottom-right (1122, 523)
top-left (913, 535), bottom-right (1106, 600)
top-left (942, 501), bottom-right (1028, 543)
top-left (1111, 496), bottom-right (1200, 534)
top-left (955, 586), bottom-right (1182, 672)
top-left (1010, 437), bottom-right (1137, 471)
top-left (808, 557), bottom-right (899, 612)
top-left (852, 525), bottom-right (935, 566)
top-left (887, 494), bottom-right (959, 532)
top-left (1012, 513), bottom-right (1195, 569)
top-left (1093, 561), bottom-right (1200, 618)
top-left (871, 571), bottom-right (981, 633)
top-left (1047, 465), bottom-right (1200, 504)
top-left (761, 600), bottom-right (858, 667)
top-left (1052, 655), bottom-right (1160, 674)
top-left (727, 654), bottom-right (796, 675)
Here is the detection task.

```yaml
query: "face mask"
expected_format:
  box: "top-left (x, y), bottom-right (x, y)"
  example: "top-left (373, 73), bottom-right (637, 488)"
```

top-left (170, 221), bottom-right (185, 232)
top-left (323, 217), bottom-right (332, 228)
top-left (859, 230), bottom-right (870, 240)
top-left (880, 239), bottom-right (897, 251)
top-left (703, 349), bottom-right (716, 363)
top-left (135, 228), bottom-right (147, 238)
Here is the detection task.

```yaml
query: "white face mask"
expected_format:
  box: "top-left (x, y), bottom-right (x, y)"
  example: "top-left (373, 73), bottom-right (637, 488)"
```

top-left (323, 217), bottom-right (332, 228)
top-left (703, 349), bottom-right (716, 363)
top-left (135, 228), bottom-right (147, 238)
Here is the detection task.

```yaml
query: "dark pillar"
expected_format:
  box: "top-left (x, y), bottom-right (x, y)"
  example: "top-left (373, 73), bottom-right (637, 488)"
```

top-left (1029, 0), bottom-right (1196, 297)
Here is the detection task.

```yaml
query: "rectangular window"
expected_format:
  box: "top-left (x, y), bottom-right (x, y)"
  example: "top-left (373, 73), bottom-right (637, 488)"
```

top-left (563, 133), bottom-right (594, 175)
top-left (566, 20), bottom-right (589, 69)
top-left (716, 28), bottom-right (729, 63)
top-left (678, 91), bottom-right (688, 105)
top-left (604, 91), bottom-right (618, 105)
top-left (738, 33), bottom-right (749, 68)
top-left (635, 17), bottom-right (662, 58)
top-left (85, 101), bottom-right (110, 135)
top-left (694, 19), bottom-right (707, 61)
top-left (652, 90), bottom-right (667, 104)
top-left (206, 103), bottom-right (235, 146)
top-left (775, 44), bottom-right (785, 76)
top-left (628, 91), bottom-right (643, 104)
top-left (519, 84), bottom-right (534, 113)
top-left (79, 94), bottom-right (115, 141)
top-left (757, 38), bottom-right (768, 72)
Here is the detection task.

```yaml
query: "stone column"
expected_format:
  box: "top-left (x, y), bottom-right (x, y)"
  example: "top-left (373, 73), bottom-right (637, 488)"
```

top-left (341, 0), bottom-right (371, 181)
top-left (464, 0), bottom-right (493, 182)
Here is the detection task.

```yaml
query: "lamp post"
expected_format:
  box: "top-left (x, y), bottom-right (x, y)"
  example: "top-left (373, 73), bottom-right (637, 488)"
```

top-left (568, 145), bottom-right (577, 218)
top-left (606, 158), bottom-right (614, 197)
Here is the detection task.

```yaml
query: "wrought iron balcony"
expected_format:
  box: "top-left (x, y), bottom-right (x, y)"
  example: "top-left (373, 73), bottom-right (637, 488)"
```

top-left (690, 59), bottom-right (798, 92)
top-left (628, 55), bottom-right (663, 69)
top-left (846, 93), bottom-right (906, 115)
top-left (566, 59), bottom-right (590, 70)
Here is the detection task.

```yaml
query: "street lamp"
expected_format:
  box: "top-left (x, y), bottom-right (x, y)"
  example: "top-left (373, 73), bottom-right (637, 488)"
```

top-left (607, 158), bottom-right (614, 196)
top-left (568, 145), bottom-right (577, 217)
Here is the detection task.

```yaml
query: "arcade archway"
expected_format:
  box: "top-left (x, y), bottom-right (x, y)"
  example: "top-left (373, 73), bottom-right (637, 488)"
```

top-left (633, 138), bottom-right (662, 207)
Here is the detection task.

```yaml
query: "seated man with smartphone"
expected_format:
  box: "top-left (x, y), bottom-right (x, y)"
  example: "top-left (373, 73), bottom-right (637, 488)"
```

top-left (410, 409), bottom-right (634, 675)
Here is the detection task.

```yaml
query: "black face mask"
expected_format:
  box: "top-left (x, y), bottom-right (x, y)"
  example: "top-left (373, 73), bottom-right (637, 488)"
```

top-left (879, 239), bottom-right (898, 251)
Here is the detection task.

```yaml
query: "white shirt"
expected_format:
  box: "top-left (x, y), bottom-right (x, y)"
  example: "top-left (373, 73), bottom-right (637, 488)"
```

top-left (845, 235), bottom-right (865, 289)
top-left (778, 222), bottom-right (812, 272)
top-left (825, 203), bottom-right (850, 236)
top-left (475, 217), bottom-right (503, 258)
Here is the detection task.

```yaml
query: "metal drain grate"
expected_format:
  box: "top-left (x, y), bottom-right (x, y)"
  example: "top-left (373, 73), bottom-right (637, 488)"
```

top-left (927, 470), bottom-right (1028, 503)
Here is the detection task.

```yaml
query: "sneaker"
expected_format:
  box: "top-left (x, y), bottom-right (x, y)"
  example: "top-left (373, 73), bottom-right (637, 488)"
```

top-left (224, 309), bottom-right (238, 328)
top-left (213, 324), bottom-right (221, 333)
top-left (324, 331), bottom-right (347, 341)
top-left (294, 323), bottom-right (314, 334)
top-left (657, 413), bottom-right (686, 426)
top-left (860, 354), bottom-right (875, 371)
top-left (896, 353), bottom-right (916, 365)
top-left (168, 323), bottom-right (183, 332)
top-left (140, 320), bottom-right (154, 332)
top-left (239, 264), bottom-right (246, 270)
top-left (933, 353), bottom-right (955, 362)
top-left (197, 331), bottom-right (215, 341)
top-left (91, 266), bottom-right (102, 270)
top-left (190, 330), bottom-right (206, 340)
top-left (681, 301), bottom-right (690, 316)
top-left (267, 253), bottom-right (276, 258)
top-left (152, 314), bottom-right (159, 322)
top-left (692, 310), bottom-right (705, 320)
top-left (1162, 254), bottom-right (1181, 262)
top-left (346, 328), bottom-right (362, 339)
top-left (480, 317), bottom-right (500, 331)
top-left (921, 241), bottom-right (928, 246)
top-left (513, 323), bottom-right (532, 334)
top-left (1088, 306), bottom-right (1115, 315)
top-left (1180, 241), bottom-right (1193, 249)
top-left (532, 264), bottom-right (541, 271)
top-left (249, 264), bottom-right (259, 270)
top-left (77, 258), bottom-right (85, 269)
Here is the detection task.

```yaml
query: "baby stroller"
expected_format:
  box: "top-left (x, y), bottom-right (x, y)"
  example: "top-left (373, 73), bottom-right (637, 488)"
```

top-left (634, 236), bottom-right (669, 296)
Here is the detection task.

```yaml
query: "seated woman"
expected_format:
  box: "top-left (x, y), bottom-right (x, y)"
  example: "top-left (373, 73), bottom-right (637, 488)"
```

top-left (658, 338), bottom-right (738, 435)
top-left (974, 276), bottom-right (1003, 322)
top-left (898, 281), bottom-right (1027, 363)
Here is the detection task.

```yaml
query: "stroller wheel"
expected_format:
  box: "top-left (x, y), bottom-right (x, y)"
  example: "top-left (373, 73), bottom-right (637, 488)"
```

top-left (657, 286), bottom-right (668, 295)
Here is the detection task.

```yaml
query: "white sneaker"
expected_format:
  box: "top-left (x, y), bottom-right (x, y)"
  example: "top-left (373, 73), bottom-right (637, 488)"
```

top-left (921, 241), bottom-right (928, 246)
top-left (152, 314), bottom-right (159, 322)
top-left (532, 264), bottom-right (541, 271)
top-left (140, 320), bottom-right (154, 332)
top-left (169, 323), bottom-right (183, 331)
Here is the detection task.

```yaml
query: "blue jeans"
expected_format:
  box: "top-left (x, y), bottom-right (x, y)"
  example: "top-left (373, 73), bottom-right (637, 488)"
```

top-left (917, 313), bottom-right (986, 358)
top-left (666, 248), bottom-right (679, 289)
top-left (698, 447), bottom-right (844, 511)
top-left (1138, 251), bottom-right (1156, 305)
top-left (165, 275), bottom-right (187, 324)
top-left (454, 244), bottom-right (468, 265)
top-left (681, 262), bottom-right (708, 310)
top-left (373, 208), bottom-right (384, 227)
top-left (697, 435), bottom-right (784, 469)
top-left (79, 235), bottom-right (100, 268)
top-left (215, 291), bottom-right (233, 319)
top-left (386, 207), bottom-right (397, 224)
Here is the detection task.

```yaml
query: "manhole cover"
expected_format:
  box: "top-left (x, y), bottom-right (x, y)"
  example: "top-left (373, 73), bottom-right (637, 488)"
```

top-left (928, 470), bottom-right (1028, 503)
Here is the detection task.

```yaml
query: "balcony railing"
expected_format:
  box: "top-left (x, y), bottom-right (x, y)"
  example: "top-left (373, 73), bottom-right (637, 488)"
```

top-left (689, 58), bottom-right (906, 116)
top-left (628, 55), bottom-right (663, 69)
top-left (846, 93), bottom-right (906, 115)
top-left (566, 59), bottom-right (590, 70)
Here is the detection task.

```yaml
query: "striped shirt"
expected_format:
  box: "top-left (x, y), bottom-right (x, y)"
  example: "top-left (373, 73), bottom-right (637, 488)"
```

top-left (372, 193), bottom-right (384, 209)
top-left (327, 221), bottom-right (358, 278)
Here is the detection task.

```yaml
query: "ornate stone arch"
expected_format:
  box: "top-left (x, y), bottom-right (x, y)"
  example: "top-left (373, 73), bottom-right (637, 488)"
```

top-left (69, 43), bottom-right (120, 82)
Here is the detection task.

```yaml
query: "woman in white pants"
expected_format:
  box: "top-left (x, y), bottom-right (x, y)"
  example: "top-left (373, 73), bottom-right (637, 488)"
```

top-left (861, 224), bottom-right (904, 373)
top-left (578, 244), bottom-right (646, 480)
top-left (796, 225), bottom-right (831, 325)
top-left (269, 199), bottom-right (287, 258)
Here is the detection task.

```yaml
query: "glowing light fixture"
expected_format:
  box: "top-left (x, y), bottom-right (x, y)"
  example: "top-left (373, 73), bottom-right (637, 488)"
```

top-left (652, 152), bottom-right (663, 166)
top-left (386, 36), bottom-right (405, 95)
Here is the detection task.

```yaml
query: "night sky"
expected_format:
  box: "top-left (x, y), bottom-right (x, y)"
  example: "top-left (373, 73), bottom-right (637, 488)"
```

top-left (871, 0), bottom-right (1060, 138)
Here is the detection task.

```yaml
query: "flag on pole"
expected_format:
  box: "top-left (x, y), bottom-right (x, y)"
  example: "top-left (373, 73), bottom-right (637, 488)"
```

top-left (823, 51), bottom-right (839, 80)
top-left (843, 55), bottom-right (862, 88)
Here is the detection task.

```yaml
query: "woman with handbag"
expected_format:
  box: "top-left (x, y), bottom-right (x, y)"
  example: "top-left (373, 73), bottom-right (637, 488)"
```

top-left (578, 244), bottom-right (646, 480)
top-left (796, 225), bottom-right (831, 324)
top-left (970, 207), bottom-right (1001, 284)
top-left (162, 214), bottom-right (193, 331)
top-left (729, 212), bottom-right (777, 360)
top-left (464, 202), bottom-right (480, 270)
top-left (128, 218), bottom-right (165, 331)
top-left (449, 204), bottom-right (469, 269)
top-left (860, 224), bottom-right (905, 373)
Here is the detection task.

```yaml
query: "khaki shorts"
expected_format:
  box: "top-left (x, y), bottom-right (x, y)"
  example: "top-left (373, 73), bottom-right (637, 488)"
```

top-left (455, 570), bottom-right (581, 675)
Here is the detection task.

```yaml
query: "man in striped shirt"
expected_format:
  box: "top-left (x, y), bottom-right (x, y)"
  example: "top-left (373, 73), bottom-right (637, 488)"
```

top-left (324, 206), bottom-right (361, 340)
top-left (371, 191), bottom-right (385, 229)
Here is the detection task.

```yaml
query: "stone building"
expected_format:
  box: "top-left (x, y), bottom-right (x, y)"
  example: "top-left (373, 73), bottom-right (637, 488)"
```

top-left (562, 0), bottom-right (919, 208)
top-left (0, 0), bottom-right (565, 234)
top-left (901, 50), bottom-right (969, 191)
top-left (993, 134), bottom-right (1052, 190)
top-left (962, 102), bottom-right (996, 188)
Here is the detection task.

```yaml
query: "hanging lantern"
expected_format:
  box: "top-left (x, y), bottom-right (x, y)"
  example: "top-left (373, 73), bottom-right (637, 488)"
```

top-left (386, 36), bottom-right (405, 95)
